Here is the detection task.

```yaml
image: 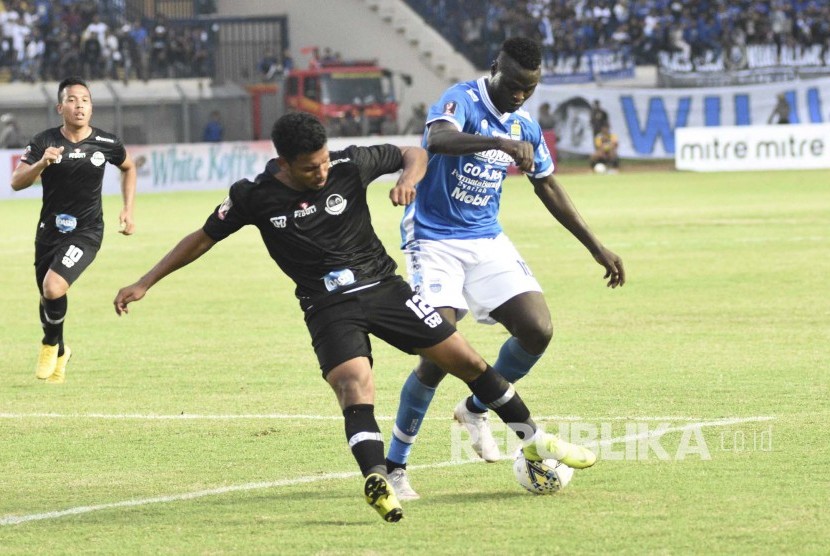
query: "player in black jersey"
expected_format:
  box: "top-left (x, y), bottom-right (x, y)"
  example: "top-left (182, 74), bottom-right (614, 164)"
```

top-left (11, 76), bottom-right (137, 383)
top-left (113, 112), bottom-right (596, 523)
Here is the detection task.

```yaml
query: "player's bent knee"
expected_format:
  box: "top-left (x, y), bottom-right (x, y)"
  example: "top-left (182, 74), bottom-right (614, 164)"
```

top-left (42, 274), bottom-right (69, 300)
top-left (325, 358), bottom-right (375, 407)
top-left (414, 358), bottom-right (448, 387)
top-left (514, 319), bottom-right (553, 355)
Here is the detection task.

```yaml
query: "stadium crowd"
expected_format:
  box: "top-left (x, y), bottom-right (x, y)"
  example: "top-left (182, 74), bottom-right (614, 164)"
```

top-left (0, 0), bottom-right (214, 83)
top-left (4, 0), bottom-right (828, 84)
top-left (405, 0), bottom-right (830, 70)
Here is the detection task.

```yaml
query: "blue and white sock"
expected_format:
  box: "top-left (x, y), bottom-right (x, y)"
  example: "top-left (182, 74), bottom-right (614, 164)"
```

top-left (386, 371), bottom-right (436, 468)
top-left (470, 336), bottom-right (542, 411)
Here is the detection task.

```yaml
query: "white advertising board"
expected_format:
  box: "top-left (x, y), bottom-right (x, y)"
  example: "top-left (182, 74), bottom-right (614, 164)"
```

top-left (1, 135), bottom-right (422, 201)
top-left (675, 123), bottom-right (830, 171)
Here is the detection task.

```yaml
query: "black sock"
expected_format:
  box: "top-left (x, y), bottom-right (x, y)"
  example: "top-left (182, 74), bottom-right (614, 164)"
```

top-left (41, 295), bottom-right (67, 350)
top-left (465, 396), bottom-right (486, 414)
top-left (466, 366), bottom-right (536, 440)
top-left (343, 404), bottom-right (386, 477)
top-left (386, 458), bottom-right (406, 474)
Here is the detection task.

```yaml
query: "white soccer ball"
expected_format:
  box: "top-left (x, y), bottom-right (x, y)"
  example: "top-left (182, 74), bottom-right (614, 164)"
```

top-left (513, 452), bottom-right (574, 494)
top-left (593, 162), bottom-right (608, 174)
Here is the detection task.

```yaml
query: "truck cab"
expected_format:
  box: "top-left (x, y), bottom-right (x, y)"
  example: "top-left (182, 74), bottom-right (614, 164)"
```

top-left (284, 60), bottom-right (397, 136)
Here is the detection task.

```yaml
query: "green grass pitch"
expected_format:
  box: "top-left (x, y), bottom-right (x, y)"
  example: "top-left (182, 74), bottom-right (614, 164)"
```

top-left (1, 168), bottom-right (828, 554)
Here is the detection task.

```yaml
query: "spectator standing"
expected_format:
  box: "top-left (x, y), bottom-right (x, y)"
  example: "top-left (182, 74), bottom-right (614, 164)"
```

top-left (590, 99), bottom-right (610, 135)
top-left (127, 18), bottom-right (149, 81)
top-left (0, 112), bottom-right (25, 148)
top-left (149, 17), bottom-right (170, 78)
top-left (401, 103), bottom-right (427, 136)
top-left (380, 113), bottom-right (399, 136)
top-left (258, 48), bottom-right (280, 80)
top-left (537, 101), bottom-right (556, 130)
top-left (281, 48), bottom-right (294, 76)
top-left (81, 28), bottom-right (102, 79)
top-left (202, 110), bottom-right (224, 142)
top-left (768, 93), bottom-right (790, 124)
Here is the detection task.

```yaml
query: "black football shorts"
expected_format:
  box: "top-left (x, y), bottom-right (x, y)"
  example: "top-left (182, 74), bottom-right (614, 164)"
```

top-left (304, 276), bottom-right (456, 377)
top-left (35, 236), bottom-right (100, 291)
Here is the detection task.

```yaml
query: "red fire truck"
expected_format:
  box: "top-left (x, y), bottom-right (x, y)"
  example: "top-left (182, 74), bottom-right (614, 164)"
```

top-left (284, 60), bottom-right (398, 135)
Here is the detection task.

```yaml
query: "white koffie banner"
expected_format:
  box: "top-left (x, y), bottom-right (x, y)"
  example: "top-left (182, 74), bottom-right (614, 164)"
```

top-left (528, 77), bottom-right (830, 158)
top-left (0, 141), bottom-right (277, 201)
top-left (2, 136), bottom-right (421, 201)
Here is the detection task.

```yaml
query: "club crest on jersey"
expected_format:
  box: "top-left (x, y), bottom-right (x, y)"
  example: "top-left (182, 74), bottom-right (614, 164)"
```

top-left (217, 196), bottom-right (232, 220)
top-left (324, 194), bottom-right (347, 215)
top-left (510, 122), bottom-right (522, 140)
top-left (67, 148), bottom-right (86, 159)
top-left (443, 101), bottom-right (457, 116)
top-left (91, 151), bottom-right (105, 166)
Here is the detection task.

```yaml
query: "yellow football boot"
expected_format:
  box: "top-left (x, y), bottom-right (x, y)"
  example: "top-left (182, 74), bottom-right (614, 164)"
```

top-left (364, 473), bottom-right (403, 523)
top-left (35, 343), bottom-right (59, 380)
top-left (523, 432), bottom-right (597, 469)
top-left (47, 346), bottom-right (71, 384)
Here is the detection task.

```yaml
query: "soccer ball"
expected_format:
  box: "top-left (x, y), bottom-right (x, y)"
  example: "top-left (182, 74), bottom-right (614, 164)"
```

top-left (513, 452), bottom-right (574, 494)
top-left (593, 162), bottom-right (608, 174)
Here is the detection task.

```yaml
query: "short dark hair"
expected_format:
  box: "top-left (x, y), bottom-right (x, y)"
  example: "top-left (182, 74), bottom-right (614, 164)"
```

top-left (501, 38), bottom-right (542, 70)
top-left (57, 76), bottom-right (90, 103)
top-left (271, 112), bottom-right (328, 161)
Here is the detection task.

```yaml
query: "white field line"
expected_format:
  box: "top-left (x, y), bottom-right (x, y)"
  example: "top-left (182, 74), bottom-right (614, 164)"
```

top-left (0, 412), bottom-right (775, 422)
top-left (0, 416), bottom-right (774, 527)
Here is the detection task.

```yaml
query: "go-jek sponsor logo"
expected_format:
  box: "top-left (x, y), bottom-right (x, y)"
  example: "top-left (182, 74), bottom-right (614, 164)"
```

top-left (462, 162), bottom-right (503, 181)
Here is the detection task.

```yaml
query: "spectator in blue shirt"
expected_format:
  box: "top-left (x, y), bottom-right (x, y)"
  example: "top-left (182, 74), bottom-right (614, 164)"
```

top-left (202, 110), bottom-right (223, 142)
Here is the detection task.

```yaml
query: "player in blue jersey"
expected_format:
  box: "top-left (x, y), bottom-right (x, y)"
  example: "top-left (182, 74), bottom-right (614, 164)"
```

top-left (387, 38), bottom-right (626, 500)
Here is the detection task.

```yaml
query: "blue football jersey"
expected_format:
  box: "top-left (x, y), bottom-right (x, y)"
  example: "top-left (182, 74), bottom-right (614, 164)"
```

top-left (401, 77), bottom-right (554, 244)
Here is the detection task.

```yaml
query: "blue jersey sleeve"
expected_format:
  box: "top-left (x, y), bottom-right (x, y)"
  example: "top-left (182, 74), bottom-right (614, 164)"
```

top-left (528, 121), bottom-right (555, 179)
top-left (425, 83), bottom-right (474, 132)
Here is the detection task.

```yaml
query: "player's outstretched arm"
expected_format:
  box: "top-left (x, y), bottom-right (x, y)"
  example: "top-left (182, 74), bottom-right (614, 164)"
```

top-left (114, 229), bottom-right (217, 315)
top-left (425, 120), bottom-right (535, 173)
top-left (10, 146), bottom-right (65, 191)
top-left (388, 146), bottom-right (427, 206)
top-left (529, 174), bottom-right (625, 288)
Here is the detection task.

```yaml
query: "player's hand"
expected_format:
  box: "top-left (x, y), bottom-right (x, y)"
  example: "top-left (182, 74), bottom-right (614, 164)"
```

top-left (41, 146), bottom-right (64, 167)
top-left (118, 208), bottom-right (135, 235)
top-left (500, 139), bottom-right (535, 173)
top-left (593, 247), bottom-right (625, 288)
top-left (389, 182), bottom-right (416, 206)
top-left (114, 284), bottom-right (147, 315)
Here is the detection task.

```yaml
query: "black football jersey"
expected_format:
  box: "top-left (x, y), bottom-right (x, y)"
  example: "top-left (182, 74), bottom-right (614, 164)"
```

top-left (21, 126), bottom-right (127, 245)
top-left (203, 144), bottom-right (404, 309)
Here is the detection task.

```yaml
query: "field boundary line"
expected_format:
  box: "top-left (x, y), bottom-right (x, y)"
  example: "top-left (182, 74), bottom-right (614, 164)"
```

top-left (0, 416), bottom-right (773, 527)
top-left (0, 412), bottom-right (776, 422)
